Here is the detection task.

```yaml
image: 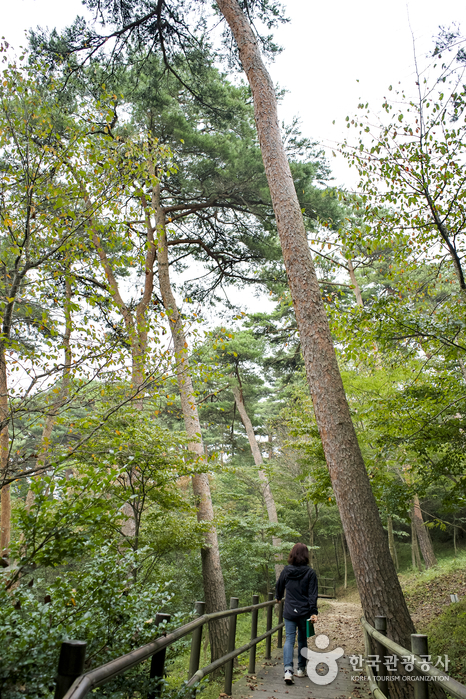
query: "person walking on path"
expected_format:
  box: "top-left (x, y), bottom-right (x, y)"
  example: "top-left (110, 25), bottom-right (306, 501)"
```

top-left (275, 543), bottom-right (318, 684)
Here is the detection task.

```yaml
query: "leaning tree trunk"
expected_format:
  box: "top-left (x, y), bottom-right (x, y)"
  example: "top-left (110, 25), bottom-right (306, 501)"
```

top-left (154, 185), bottom-right (228, 661)
top-left (231, 385), bottom-right (283, 577)
top-left (412, 495), bottom-right (437, 568)
top-left (216, 0), bottom-right (415, 647)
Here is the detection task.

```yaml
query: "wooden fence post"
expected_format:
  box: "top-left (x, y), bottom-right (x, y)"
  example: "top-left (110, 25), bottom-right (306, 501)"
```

top-left (54, 640), bottom-right (87, 699)
top-left (374, 616), bottom-right (388, 697)
top-left (188, 601), bottom-right (205, 681)
top-left (277, 600), bottom-right (283, 649)
top-left (248, 595), bottom-right (259, 674)
top-left (149, 612), bottom-right (171, 699)
top-left (224, 597), bottom-right (239, 696)
top-left (265, 592), bottom-right (273, 660)
top-left (411, 634), bottom-right (429, 699)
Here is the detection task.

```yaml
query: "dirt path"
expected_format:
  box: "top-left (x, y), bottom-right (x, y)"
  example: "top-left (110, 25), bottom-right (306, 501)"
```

top-left (231, 589), bottom-right (372, 699)
top-left (316, 590), bottom-right (366, 656)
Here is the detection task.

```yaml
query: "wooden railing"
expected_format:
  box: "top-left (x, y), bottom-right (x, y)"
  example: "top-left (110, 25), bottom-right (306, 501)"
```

top-left (54, 593), bottom-right (284, 699)
top-left (318, 576), bottom-right (336, 598)
top-left (361, 615), bottom-right (466, 699)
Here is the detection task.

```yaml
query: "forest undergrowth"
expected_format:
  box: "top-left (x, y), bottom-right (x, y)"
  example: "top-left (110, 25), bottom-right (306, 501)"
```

top-left (400, 552), bottom-right (466, 685)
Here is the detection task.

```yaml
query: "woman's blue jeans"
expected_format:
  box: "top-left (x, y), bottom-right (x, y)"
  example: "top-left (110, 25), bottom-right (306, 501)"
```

top-left (283, 617), bottom-right (307, 672)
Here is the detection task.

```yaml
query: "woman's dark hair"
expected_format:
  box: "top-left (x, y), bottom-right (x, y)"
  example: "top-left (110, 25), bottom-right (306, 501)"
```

top-left (287, 543), bottom-right (309, 566)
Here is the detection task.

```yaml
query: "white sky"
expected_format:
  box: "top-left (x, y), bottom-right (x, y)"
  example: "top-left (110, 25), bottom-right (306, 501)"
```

top-left (3, 0), bottom-right (465, 313)
top-left (271, 0), bottom-right (465, 187)
top-left (3, 0), bottom-right (465, 190)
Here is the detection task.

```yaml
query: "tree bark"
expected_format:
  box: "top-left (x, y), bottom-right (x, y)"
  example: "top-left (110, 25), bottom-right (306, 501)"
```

top-left (231, 385), bottom-right (283, 577)
top-left (347, 260), bottom-right (364, 307)
top-left (412, 495), bottom-right (437, 568)
top-left (410, 513), bottom-right (423, 571)
top-left (215, 0), bottom-right (415, 647)
top-left (387, 515), bottom-right (399, 571)
top-left (154, 182), bottom-right (228, 661)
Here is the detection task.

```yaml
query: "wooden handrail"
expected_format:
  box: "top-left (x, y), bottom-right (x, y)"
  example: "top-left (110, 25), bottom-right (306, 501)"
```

top-left (361, 617), bottom-right (466, 699)
top-left (58, 597), bottom-right (283, 699)
top-left (186, 622), bottom-right (284, 687)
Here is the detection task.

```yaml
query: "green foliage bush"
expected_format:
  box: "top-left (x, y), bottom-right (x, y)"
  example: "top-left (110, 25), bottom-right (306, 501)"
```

top-left (425, 599), bottom-right (466, 684)
top-left (0, 545), bottom-right (178, 698)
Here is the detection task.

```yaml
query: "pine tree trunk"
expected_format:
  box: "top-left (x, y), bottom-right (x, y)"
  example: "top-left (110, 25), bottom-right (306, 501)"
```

top-left (231, 385), bottom-right (283, 577)
top-left (411, 513), bottom-right (422, 571)
top-left (412, 495), bottom-right (437, 568)
top-left (216, 0), bottom-right (415, 647)
top-left (387, 515), bottom-right (398, 571)
top-left (415, 536), bottom-right (422, 570)
top-left (154, 184), bottom-right (228, 661)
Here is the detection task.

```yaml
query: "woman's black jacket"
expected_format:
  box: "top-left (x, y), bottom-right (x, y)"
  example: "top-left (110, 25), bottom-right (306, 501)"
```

top-left (275, 565), bottom-right (318, 620)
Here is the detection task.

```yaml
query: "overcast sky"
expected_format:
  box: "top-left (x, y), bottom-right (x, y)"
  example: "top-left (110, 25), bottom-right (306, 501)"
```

top-left (3, 0), bottom-right (465, 188)
top-left (3, 0), bottom-right (465, 314)
top-left (271, 0), bottom-right (466, 186)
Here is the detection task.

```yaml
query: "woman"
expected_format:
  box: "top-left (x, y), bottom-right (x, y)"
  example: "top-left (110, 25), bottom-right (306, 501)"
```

top-left (275, 543), bottom-right (318, 684)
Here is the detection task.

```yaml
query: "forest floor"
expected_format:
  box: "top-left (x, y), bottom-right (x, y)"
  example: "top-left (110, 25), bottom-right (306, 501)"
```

top-left (313, 592), bottom-right (366, 655)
